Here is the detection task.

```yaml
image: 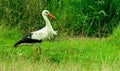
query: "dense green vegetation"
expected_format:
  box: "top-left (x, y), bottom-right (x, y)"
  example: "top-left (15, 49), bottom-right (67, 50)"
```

top-left (0, 0), bottom-right (120, 36)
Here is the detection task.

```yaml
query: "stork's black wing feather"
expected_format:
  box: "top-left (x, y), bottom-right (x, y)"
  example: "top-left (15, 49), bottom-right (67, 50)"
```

top-left (14, 32), bottom-right (42, 48)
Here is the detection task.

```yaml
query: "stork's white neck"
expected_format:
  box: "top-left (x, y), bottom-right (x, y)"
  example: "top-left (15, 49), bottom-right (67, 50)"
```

top-left (42, 13), bottom-right (53, 29)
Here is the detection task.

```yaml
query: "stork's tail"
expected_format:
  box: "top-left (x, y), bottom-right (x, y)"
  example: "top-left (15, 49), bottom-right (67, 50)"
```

top-left (14, 40), bottom-right (23, 48)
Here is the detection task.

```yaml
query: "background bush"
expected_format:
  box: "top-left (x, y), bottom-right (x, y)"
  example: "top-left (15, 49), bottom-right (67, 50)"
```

top-left (0, 0), bottom-right (120, 37)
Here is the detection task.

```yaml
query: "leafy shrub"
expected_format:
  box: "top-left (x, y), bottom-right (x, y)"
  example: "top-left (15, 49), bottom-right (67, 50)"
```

top-left (81, 0), bottom-right (120, 37)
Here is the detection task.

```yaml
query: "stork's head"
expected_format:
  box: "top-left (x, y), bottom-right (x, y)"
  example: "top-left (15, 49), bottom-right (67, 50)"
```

top-left (42, 10), bottom-right (56, 19)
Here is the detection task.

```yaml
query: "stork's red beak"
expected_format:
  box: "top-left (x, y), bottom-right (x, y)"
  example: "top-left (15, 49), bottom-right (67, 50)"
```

top-left (48, 13), bottom-right (56, 20)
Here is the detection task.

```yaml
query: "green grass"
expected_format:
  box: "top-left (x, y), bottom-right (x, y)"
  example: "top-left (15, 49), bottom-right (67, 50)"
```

top-left (0, 25), bottom-right (120, 71)
top-left (0, 60), bottom-right (120, 71)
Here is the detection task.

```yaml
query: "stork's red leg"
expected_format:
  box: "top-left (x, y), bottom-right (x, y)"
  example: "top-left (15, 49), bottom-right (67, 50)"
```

top-left (39, 47), bottom-right (43, 57)
top-left (34, 48), bottom-right (38, 62)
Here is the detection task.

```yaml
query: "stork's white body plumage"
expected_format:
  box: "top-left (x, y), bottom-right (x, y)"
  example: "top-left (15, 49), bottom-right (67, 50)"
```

top-left (31, 25), bottom-right (57, 40)
top-left (14, 10), bottom-right (57, 62)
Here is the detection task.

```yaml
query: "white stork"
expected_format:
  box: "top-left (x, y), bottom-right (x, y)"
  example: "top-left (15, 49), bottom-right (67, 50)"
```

top-left (14, 10), bottom-right (57, 61)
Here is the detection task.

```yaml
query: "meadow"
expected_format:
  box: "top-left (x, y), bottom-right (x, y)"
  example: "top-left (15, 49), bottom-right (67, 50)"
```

top-left (0, 24), bottom-right (120, 71)
top-left (0, 0), bottom-right (120, 71)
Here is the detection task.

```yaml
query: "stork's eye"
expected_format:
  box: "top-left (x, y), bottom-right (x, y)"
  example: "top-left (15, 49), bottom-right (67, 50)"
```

top-left (46, 12), bottom-right (48, 14)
